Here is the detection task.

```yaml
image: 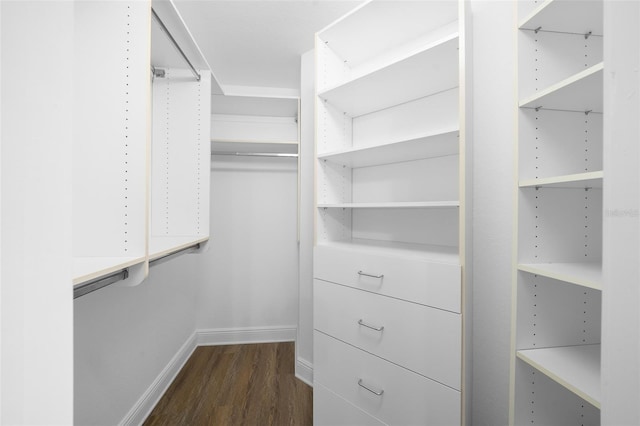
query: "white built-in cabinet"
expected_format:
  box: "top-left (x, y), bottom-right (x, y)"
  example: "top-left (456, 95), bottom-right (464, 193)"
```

top-left (313, 1), bottom-right (472, 424)
top-left (72, 0), bottom-right (213, 292)
top-left (511, 1), bottom-right (603, 424)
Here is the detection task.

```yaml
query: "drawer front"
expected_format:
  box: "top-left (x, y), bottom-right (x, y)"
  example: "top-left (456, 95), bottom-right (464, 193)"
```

top-left (315, 331), bottom-right (461, 426)
top-left (314, 245), bottom-right (461, 312)
top-left (314, 382), bottom-right (386, 426)
top-left (314, 279), bottom-right (461, 389)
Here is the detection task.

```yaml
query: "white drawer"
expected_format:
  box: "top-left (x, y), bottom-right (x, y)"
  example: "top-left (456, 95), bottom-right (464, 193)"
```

top-left (314, 331), bottom-right (461, 426)
top-left (314, 382), bottom-right (386, 426)
top-left (314, 279), bottom-right (461, 389)
top-left (314, 245), bottom-right (461, 313)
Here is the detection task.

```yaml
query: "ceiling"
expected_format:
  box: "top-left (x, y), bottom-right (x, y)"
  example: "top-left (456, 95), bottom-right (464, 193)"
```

top-left (173, 0), bottom-right (363, 93)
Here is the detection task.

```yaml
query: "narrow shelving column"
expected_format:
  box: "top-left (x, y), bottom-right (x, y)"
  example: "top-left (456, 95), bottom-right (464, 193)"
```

top-left (511, 0), bottom-right (604, 424)
top-left (73, 1), bottom-right (151, 287)
top-left (313, 1), bottom-right (472, 424)
top-left (149, 0), bottom-right (213, 261)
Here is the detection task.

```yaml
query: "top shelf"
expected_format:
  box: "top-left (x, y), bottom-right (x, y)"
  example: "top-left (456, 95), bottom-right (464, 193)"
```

top-left (519, 63), bottom-right (603, 113)
top-left (318, 0), bottom-right (458, 69)
top-left (519, 0), bottom-right (603, 36)
top-left (318, 34), bottom-right (459, 117)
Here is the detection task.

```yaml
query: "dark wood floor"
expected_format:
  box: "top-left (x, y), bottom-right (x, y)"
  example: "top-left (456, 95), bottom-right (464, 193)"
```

top-left (143, 342), bottom-right (313, 426)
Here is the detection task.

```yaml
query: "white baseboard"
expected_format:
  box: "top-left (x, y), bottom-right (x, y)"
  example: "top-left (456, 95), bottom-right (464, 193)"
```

top-left (119, 333), bottom-right (197, 426)
top-left (196, 326), bottom-right (297, 346)
top-left (295, 357), bottom-right (313, 387)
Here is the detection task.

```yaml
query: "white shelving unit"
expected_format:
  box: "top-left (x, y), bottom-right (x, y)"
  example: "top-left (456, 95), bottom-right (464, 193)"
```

top-left (71, 0), bottom-right (216, 294)
top-left (511, 1), bottom-right (604, 424)
top-left (314, 1), bottom-right (472, 424)
top-left (149, 0), bottom-right (212, 262)
top-left (73, 1), bottom-right (151, 288)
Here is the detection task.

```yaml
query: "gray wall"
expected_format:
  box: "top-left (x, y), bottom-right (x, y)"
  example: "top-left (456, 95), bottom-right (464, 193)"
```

top-left (74, 254), bottom-right (200, 425)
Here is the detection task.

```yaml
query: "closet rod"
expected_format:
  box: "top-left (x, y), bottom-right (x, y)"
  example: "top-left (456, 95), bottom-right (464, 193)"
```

top-left (149, 243), bottom-right (201, 267)
top-left (73, 268), bottom-right (129, 299)
top-left (211, 152), bottom-right (298, 158)
top-left (151, 8), bottom-right (201, 82)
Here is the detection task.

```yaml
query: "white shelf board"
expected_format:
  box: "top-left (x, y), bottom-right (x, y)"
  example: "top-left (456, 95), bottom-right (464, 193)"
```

top-left (519, 262), bottom-right (602, 290)
top-left (519, 171), bottom-right (603, 189)
top-left (152, 0), bottom-right (222, 94)
top-left (318, 35), bottom-right (459, 117)
top-left (519, 0), bottom-right (603, 36)
top-left (318, 201), bottom-right (459, 209)
top-left (317, 238), bottom-right (460, 265)
top-left (519, 63), bottom-right (603, 113)
top-left (517, 345), bottom-right (601, 408)
top-left (73, 256), bottom-right (147, 286)
top-left (149, 235), bottom-right (208, 262)
top-left (318, 1), bottom-right (458, 69)
top-left (317, 129), bottom-right (459, 168)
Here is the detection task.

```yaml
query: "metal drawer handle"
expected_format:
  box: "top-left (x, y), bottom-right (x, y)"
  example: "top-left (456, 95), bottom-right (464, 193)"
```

top-left (358, 319), bottom-right (384, 332)
top-left (358, 379), bottom-right (384, 396)
top-left (358, 270), bottom-right (384, 279)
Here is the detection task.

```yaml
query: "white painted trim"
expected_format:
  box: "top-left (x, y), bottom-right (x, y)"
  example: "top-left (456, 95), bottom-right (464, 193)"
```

top-left (295, 357), bottom-right (314, 387)
top-left (196, 326), bottom-right (297, 346)
top-left (119, 333), bottom-right (197, 426)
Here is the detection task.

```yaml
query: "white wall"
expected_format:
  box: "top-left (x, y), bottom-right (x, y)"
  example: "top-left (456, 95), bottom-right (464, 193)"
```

top-left (469, 1), bottom-right (516, 425)
top-left (1, 2), bottom-right (74, 424)
top-left (296, 50), bottom-right (315, 385)
top-left (197, 157), bottom-right (299, 337)
top-left (74, 254), bottom-right (200, 425)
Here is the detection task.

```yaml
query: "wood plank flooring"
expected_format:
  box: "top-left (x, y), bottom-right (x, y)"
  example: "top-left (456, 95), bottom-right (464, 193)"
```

top-left (143, 342), bottom-right (313, 426)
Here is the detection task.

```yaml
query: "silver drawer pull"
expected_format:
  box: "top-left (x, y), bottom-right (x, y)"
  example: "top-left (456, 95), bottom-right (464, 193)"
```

top-left (358, 319), bottom-right (384, 332)
top-left (358, 379), bottom-right (384, 396)
top-left (357, 270), bottom-right (384, 279)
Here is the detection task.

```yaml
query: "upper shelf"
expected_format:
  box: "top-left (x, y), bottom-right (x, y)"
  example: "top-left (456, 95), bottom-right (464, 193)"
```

top-left (318, 129), bottom-right (459, 168)
top-left (519, 171), bottom-right (603, 189)
top-left (318, 201), bottom-right (459, 209)
top-left (519, 63), bottom-right (603, 113)
top-left (318, 0), bottom-right (458, 70)
top-left (517, 344), bottom-right (601, 409)
top-left (318, 34), bottom-right (459, 117)
top-left (149, 235), bottom-right (208, 262)
top-left (152, 0), bottom-right (222, 94)
top-left (519, 0), bottom-right (603, 36)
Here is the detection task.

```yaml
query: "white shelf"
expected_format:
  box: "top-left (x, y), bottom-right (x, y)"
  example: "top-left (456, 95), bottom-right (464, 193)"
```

top-left (318, 201), bottom-right (459, 209)
top-left (517, 345), bottom-right (601, 409)
top-left (519, 63), bottom-right (603, 113)
top-left (519, 0), bottom-right (603, 36)
top-left (210, 139), bottom-right (298, 145)
top-left (519, 262), bottom-right (602, 290)
top-left (73, 256), bottom-right (146, 286)
top-left (318, 34), bottom-right (459, 117)
top-left (317, 238), bottom-right (460, 265)
top-left (317, 129), bottom-right (459, 168)
top-left (519, 171), bottom-right (603, 188)
top-left (149, 236), bottom-right (208, 262)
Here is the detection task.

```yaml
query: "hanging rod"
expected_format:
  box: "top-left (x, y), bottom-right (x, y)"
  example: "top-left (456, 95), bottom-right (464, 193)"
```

top-left (149, 243), bottom-right (201, 267)
top-left (211, 152), bottom-right (298, 158)
top-left (151, 8), bottom-right (201, 82)
top-left (73, 268), bottom-right (129, 299)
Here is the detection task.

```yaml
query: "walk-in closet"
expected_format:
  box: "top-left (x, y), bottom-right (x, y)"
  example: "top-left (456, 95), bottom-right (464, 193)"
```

top-left (1, 0), bottom-right (639, 425)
